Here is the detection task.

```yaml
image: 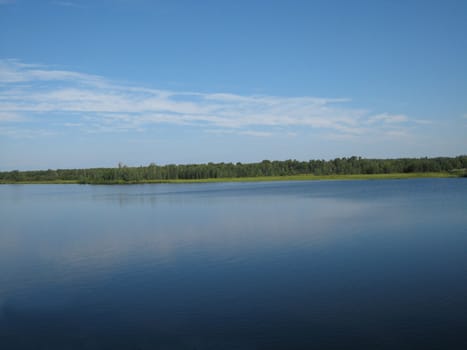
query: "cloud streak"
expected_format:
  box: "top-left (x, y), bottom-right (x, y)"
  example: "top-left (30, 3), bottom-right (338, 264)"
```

top-left (51, 1), bottom-right (83, 8)
top-left (0, 59), bottom-right (415, 138)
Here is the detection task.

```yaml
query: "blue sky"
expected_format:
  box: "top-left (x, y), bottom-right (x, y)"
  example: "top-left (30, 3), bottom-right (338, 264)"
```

top-left (0, 0), bottom-right (466, 170)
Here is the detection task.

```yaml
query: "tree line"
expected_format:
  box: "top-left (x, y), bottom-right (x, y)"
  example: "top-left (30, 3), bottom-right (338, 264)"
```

top-left (1, 156), bottom-right (466, 184)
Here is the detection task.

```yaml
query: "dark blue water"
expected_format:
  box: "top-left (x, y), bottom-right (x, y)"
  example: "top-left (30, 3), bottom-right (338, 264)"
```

top-left (1, 179), bottom-right (466, 349)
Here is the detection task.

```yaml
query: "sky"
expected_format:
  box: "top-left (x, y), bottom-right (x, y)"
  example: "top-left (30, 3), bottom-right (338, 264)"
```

top-left (0, 0), bottom-right (466, 170)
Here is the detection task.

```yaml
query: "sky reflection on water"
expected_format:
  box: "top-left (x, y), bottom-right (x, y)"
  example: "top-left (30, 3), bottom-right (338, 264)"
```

top-left (1, 179), bottom-right (466, 349)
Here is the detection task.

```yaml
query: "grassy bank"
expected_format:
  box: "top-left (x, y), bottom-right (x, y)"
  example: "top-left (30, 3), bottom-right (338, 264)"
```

top-left (0, 172), bottom-right (462, 185)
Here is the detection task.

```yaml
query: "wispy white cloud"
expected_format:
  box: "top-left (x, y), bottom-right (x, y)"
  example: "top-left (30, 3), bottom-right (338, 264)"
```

top-left (0, 59), bottom-right (416, 139)
top-left (0, 59), bottom-right (104, 85)
top-left (0, 126), bottom-right (57, 138)
top-left (384, 129), bottom-right (410, 138)
top-left (0, 111), bottom-right (23, 122)
top-left (368, 113), bottom-right (408, 124)
top-left (205, 128), bottom-right (274, 137)
top-left (239, 130), bottom-right (274, 137)
top-left (51, 1), bottom-right (83, 8)
top-left (413, 119), bottom-right (433, 125)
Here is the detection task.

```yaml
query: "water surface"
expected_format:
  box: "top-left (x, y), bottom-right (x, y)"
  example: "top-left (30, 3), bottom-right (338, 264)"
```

top-left (1, 179), bottom-right (466, 349)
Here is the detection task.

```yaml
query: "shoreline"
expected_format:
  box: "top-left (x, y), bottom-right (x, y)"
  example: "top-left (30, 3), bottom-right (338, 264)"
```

top-left (0, 172), bottom-right (462, 185)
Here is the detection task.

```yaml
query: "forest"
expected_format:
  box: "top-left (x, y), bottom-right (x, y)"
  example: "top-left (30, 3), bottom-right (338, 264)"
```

top-left (1, 156), bottom-right (466, 184)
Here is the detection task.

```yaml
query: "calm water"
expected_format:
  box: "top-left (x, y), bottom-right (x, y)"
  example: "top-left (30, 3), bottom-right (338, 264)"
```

top-left (0, 179), bottom-right (466, 349)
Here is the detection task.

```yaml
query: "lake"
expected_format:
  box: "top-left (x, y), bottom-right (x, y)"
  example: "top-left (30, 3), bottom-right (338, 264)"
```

top-left (1, 179), bottom-right (466, 349)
